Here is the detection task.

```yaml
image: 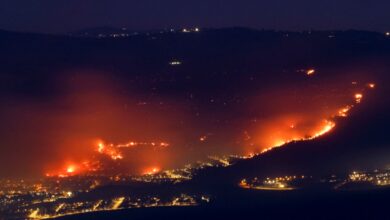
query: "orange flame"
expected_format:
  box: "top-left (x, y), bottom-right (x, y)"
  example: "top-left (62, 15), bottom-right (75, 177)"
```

top-left (355, 93), bottom-right (363, 103)
top-left (143, 167), bottom-right (161, 175)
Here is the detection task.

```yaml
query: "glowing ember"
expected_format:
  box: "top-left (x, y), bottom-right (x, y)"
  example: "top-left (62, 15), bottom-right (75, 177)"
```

top-left (255, 118), bottom-right (337, 156)
top-left (273, 140), bottom-right (286, 147)
top-left (45, 139), bottom-right (170, 178)
top-left (338, 105), bottom-right (353, 117)
top-left (95, 140), bottom-right (169, 161)
top-left (116, 141), bottom-right (170, 149)
top-left (355, 93), bottom-right (363, 103)
top-left (96, 142), bottom-right (123, 160)
top-left (43, 80), bottom-right (375, 179)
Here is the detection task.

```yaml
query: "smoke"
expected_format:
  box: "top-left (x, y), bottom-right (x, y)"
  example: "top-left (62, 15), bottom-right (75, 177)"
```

top-left (0, 66), bottom-right (377, 177)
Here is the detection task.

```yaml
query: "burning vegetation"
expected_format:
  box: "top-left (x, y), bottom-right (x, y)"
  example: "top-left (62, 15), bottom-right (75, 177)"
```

top-left (0, 65), bottom-right (379, 179)
top-left (43, 71), bottom-right (376, 178)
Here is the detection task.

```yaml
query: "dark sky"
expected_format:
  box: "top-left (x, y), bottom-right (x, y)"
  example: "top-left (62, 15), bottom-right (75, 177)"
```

top-left (0, 0), bottom-right (389, 33)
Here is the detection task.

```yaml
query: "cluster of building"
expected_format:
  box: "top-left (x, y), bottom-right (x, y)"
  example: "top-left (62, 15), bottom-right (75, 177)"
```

top-left (132, 154), bottom-right (246, 184)
top-left (239, 175), bottom-right (307, 191)
top-left (238, 169), bottom-right (390, 192)
top-left (26, 194), bottom-right (209, 220)
top-left (75, 27), bottom-right (201, 39)
top-left (0, 176), bottom-right (210, 219)
top-left (349, 170), bottom-right (390, 186)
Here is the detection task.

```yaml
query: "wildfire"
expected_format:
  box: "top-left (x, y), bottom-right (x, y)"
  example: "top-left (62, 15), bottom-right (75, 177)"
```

top-left (66, 165), bottom-right (76, 173)
top-left (338, 105), bottom-right (353, 117)
top-left (43, 79), bottom-right (376, 179)
top-left (309, 120), bottom-right (336, 139)
top-left (95, 141), bottom-right (123, 160)
top-left (97, 142), bottom-right (105, 153)
top-left (116, 141), bottom-right (169, 149)
top-left (143, 167), bottom-right (161, 175)
top-left (273, 140), bottom-right (287, 147)
top-left (95, 140), bottom-right (169, 161)
top-left (254, 82), bottom-right (376, 154)
top-left (45, 139), bottom-right (170, 178)
top-left (257, 119), bottom-right (336, 155)
top-left (45, 163), bottom-right (82, 178)
top-left (355, 93), bottom-right (363, 103)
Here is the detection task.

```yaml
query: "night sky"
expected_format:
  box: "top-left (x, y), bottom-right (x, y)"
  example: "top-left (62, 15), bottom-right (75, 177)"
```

top-left (0, 0), bottom-right (389, 33)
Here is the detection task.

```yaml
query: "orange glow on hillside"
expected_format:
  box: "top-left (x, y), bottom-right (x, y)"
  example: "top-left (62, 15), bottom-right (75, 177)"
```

top-left (97, 142), bottom-right (105, 153)
top-left (46, 163), bottom-right (83, 178)
top-left (46, 138), bottom-right (170, 177)
top-left (143, 167), bottom-right (161, 175)
top-left (95, 141), bottom-right (123, 161)
top-left (66, 165), bottom-right (76, 173)
top-left (338, 105), bottom-right (353, 117)
top-left (309, 120), bottom-right (336, 139)
top-left (255, 119), bottom-right (336, 154)
top-left (37, 72), bottom-right (377, 178)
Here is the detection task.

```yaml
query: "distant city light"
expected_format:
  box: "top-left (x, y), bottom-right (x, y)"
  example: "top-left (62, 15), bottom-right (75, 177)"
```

top-left (169, 60), bottom-right (182, 66)
top-left (182, 28), bottom-right (200, 33)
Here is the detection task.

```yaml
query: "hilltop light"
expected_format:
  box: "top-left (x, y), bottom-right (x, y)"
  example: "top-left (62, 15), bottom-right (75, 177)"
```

top-left (306, 69), bottom-right (315, 76)
top-left (169, 61), bottom-right (182, 66)
top-left (386, 32), bottom-right (390, 36)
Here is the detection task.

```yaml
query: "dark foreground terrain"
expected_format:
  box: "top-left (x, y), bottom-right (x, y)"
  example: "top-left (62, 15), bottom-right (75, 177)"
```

top-left (56, 188), bottom-right (390, 220)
